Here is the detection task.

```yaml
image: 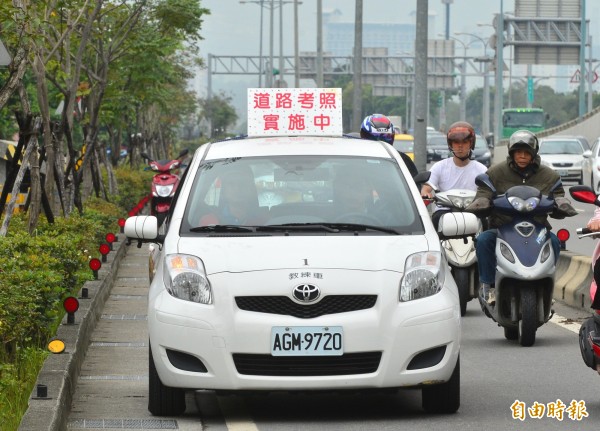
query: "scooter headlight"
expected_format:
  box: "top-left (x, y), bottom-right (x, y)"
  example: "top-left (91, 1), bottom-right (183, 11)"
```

top-left (448, 195), bottom-right (474, 209)
top-left (500, 242), bottom-right (515, 263)
top-left (163, 254), bottom-right (212, 304)
top-left (540, 243), bottom-right (551, 263)
top-left (400, 251), bottom-right (445, 301)
top-left (155, 184), bottom-right (174, 197)
top-left (508, 196), bottom-right (539, 212)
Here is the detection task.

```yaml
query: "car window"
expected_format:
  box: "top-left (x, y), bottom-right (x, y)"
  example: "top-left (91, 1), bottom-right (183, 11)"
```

top-left (428, 136), bottom-right (447, 147)
top-left (182, 155), bottom-right (423, 232)
top-left (540, 140), bottom-right (583, 155)
top-left (393, 138), bottom-right (414, 152)
top-left (475, 137), bottom-right (487, 150)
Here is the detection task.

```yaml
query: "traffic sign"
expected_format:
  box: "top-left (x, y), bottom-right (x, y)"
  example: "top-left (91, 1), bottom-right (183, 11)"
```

top-left (570, 69), bottom-right (599, 84)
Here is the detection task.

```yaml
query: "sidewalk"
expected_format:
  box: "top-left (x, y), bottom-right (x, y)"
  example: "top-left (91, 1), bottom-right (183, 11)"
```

top-left (17, 237), bottom-right (157, 430)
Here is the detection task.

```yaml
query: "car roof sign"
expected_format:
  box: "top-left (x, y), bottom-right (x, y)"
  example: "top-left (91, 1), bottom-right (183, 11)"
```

top-left (247, 88), bottom-right (343, 137)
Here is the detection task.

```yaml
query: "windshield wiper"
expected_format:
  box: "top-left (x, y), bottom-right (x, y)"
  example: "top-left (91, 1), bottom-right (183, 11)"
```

top-left (258, 223), bottom-right (339, 233)
top-left (322, 223), bottom-right (399, 234)
top-left (258, 223), bottom-right (399, 234)
top-left (190, 225), bottom-right (255, 233)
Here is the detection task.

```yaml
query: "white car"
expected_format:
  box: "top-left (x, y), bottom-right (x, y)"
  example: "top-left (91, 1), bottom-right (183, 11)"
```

top-left (125, 135), bottom-right (474, 417)
top-left (539, 137), bottom-right (592, 185)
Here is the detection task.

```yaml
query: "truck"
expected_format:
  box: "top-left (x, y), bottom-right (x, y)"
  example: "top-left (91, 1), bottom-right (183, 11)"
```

top-left (501, 108), bottom-right (547, 139)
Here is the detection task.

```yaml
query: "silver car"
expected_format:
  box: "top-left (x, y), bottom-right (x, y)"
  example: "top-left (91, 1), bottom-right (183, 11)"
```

top-left (538, 137), bottom-right (592, 185)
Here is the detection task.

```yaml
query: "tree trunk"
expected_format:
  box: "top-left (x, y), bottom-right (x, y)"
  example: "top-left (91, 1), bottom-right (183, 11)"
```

top-left (0, 117), bottom-right (42, 237)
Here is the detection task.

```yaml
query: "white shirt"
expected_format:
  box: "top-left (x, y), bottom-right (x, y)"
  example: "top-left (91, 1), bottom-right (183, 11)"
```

top-left (427, 158), bottom-right (488, 212)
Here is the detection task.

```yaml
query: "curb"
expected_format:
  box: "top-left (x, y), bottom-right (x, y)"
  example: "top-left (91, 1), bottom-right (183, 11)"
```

top-left (555, 250), bottom-right (594, 310)
top-left (17, 235), bottom-right (127, 431)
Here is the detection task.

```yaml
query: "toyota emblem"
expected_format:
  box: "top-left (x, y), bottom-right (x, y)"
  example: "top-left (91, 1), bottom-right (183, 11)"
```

top-left (292, 284), bottom-right (320, 303)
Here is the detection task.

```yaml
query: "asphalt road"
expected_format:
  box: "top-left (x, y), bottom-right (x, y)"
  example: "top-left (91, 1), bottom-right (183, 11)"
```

top-left (60, 241), bottom-right (598, 431)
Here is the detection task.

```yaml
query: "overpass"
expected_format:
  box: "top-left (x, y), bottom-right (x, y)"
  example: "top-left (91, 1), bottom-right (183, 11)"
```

top-left (494, 105), bottom-right (600, 160)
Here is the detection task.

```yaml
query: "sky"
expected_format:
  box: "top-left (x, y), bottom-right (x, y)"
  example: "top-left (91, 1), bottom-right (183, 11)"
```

top-left (194, 0), bottom-right (600, 130)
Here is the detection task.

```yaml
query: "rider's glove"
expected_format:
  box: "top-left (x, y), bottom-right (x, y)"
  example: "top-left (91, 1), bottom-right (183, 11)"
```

top-left (552, 197), bottom-right (578, 219)
top-left (465, 197), bottom-right (492, 217)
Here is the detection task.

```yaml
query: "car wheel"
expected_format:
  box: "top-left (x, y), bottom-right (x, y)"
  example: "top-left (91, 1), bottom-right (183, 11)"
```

top-left (422, 356), bottom-right (460, 414)
top-left (148, 343), bottom-right (186, 416)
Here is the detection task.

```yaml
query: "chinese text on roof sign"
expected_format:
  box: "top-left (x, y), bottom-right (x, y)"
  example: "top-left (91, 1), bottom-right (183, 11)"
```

top-left (247, 88), bottom-right (342, 136)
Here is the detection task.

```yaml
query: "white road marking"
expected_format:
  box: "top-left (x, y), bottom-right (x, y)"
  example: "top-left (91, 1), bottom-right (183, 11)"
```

top-left (551, 312), bottom-right (582, 334)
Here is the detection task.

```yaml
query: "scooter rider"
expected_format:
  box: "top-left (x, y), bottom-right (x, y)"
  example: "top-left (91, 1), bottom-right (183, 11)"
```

top-left (359, 114), bottom-right (419, 178)
top-left (467, 129), bottom-right (577, 306)
top-left (421, 121), bottom-right (487, 228)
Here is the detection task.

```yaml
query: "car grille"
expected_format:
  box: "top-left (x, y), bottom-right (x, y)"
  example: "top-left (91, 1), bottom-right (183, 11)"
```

top-left (232, 352), bottom-right (382, 376)
top-left (235, 295), bottom-right (377, 318)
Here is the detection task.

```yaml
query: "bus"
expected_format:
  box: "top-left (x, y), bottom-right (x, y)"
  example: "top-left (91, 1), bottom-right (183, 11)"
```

top-left (501, 108), bottom-right (547, 138)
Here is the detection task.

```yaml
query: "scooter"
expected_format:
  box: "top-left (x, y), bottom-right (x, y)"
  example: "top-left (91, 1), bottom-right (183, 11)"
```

top-left (142, 148), bottom-right (189, 226)
top-left (568, 185), bottom-right (600, 374)
top-left (474, 174), bottom-right (570, 347)
top-left (433, 189), bottom-right (481, 316)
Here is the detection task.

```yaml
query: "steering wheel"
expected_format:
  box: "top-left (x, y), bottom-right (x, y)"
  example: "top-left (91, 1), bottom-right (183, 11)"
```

top-left (334, 212), bottom-right (382, 225)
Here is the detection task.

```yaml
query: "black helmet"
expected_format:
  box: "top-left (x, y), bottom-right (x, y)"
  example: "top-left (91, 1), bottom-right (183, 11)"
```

top-left (360, 114), bottom-right (395, 145)
top-left (508, 130), bottom-right (539, 157)
top-left (446, 121), bottom-right (476, 151)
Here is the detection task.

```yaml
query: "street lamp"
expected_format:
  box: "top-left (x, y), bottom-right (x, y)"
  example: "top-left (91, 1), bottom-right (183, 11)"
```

top-left (240, 0), bottom-right (301, 88)
top-left (439, 34), bottom-right (469, 121)
top-left (455, 32), bottom-right (492, 137)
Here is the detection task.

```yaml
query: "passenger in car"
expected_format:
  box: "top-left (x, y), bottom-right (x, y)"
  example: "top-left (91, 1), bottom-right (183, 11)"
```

top-left (199, 169), bottom-right (267, 225)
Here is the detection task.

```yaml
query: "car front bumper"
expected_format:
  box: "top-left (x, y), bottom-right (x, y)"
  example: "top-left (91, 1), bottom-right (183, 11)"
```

top-left (148, 269), bottom-right (461, 392)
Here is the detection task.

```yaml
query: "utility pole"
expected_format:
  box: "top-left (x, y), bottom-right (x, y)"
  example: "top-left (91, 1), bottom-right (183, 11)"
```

top-left (414, 0), bottom-right (428, 172)
top-left (294, 0), bottom-right (299, 87)
top-left (316, 0), bottom-right (323, 87)
top-left (352, 0), bottom-right (363, 131)
top-left (493, 0), bottom-right (504, 142)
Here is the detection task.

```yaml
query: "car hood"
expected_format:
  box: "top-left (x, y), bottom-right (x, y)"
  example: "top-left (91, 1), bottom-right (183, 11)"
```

top-left (174, 235), bottom-right (433, 274)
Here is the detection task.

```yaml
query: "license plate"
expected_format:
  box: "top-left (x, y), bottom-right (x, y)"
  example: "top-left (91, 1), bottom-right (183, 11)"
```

top-left (271, 326), bottom-right (343, 356)
top-left (558, 170), bottom-right (568, 176)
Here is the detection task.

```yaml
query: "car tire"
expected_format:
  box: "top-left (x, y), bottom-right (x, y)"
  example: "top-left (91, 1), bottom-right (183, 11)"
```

top-left (422, 356), bottom-right (460, 414)
top-left (148, 343), bottom-right (186, 416)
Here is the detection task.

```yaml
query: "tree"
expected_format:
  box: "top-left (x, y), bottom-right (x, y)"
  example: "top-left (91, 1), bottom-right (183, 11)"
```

top-left (199, 92), bottom-right (238, 138)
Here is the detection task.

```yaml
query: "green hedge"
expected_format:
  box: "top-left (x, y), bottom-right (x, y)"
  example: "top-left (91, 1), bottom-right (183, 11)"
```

top-left (0, 164), bottom-right (151, 429)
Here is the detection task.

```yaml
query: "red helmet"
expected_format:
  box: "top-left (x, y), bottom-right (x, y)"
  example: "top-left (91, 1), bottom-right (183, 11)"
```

top-left (446, 121), bottom-right (476, 152)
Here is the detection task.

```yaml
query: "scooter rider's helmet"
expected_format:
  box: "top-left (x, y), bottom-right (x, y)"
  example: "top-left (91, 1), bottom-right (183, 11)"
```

top-left (360, 114), bottom-right (395, 145)
top-left (446, 121), bottom-right (476, 153)
top-left (508, 129), bottom-right (539, 157)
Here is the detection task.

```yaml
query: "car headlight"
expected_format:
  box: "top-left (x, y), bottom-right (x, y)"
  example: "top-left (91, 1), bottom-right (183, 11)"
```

top-left (399, 251), bottom-right (445, 301)
top-left (156, 184), bottom-right (175, 197)
top-left (163, 254), bottom-right (212, 304)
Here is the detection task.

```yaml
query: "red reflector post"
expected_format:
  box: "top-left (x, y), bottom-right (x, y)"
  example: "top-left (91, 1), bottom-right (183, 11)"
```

top-left (557, 229), bottom-right (570, 250)
top-left (63, 296), bottom-right (80, 324)
top-left (89, 258), bottom-right (101, 279)
top-left (118, 218), bottom-right (126, 233)
top-left (106, 233), bottom-right (116, 250)
top-left (99, 243), bottom-right (110, 262)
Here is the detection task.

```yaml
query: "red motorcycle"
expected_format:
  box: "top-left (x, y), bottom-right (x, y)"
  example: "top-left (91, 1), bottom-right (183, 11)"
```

top-left (142, 148), bottom-right (189, 226)
top-left (569, 185), bottom-right (600, 375)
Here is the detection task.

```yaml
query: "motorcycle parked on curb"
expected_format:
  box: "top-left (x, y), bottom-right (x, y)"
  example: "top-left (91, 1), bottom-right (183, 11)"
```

top-left (433, 189), bottom-right (481, 316)
top-left (568, 185), bottom-right (600, 374)
top-left (473, 174), bottom-right (571, 347)
top-left (142, 148), bottom-right (189, 226)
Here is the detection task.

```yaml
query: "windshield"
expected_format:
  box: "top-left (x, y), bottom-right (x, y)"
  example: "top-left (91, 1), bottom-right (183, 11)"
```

top-left (428, 136), bottom-right (447, 148)
top-left (539, 140), bottom-right (584, 155)
top-left (181, 155), bottom-right (424, 233)
top-left (393, 137), bottom-right (414, 152)
top-left (502, 111), bottom-right (545, 128)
